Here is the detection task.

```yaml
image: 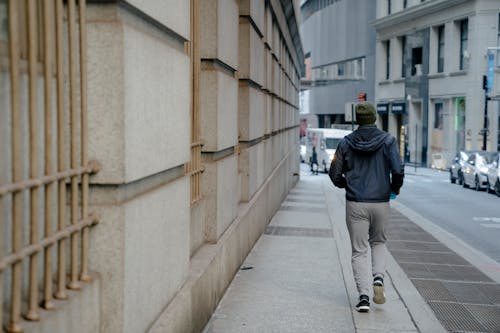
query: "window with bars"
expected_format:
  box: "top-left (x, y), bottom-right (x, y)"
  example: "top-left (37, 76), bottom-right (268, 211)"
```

top-left (0, 1), bottom-right (100, 332)
top-left (459, 19), bottom-right (469, 70)
top-left (187, 0), bottom-right (203, 205)
top-left (437, 25), bottom-right (445, 73)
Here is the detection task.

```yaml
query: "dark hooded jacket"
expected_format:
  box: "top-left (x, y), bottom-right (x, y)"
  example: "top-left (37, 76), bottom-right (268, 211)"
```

top-left (329, 125), bottom-right (404, 202)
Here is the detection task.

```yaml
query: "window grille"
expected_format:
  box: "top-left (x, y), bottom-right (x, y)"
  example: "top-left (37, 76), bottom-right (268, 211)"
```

top-left (186, 0), bottom-right (204, 205)
top-left (0, 1), bottom-right (100, 331)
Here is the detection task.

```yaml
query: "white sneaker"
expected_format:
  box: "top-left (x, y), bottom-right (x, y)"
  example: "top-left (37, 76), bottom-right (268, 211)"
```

top-left (373, 276), bottom-right (386, 304)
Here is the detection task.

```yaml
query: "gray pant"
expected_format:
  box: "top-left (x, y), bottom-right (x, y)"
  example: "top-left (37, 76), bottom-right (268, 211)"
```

top-left (345, 200), bottom-right (389, 297)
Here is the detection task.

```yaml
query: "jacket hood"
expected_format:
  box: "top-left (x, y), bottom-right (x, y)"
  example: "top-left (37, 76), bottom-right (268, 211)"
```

top-left (344, 126), bottom-right (390, 153)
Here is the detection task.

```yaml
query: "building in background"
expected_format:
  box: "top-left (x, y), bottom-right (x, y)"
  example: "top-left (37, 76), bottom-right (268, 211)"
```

top-left (300, 0), bottom-right (377, 129)
top-left (374, 0), bottom-right (500, 167)
top-left (0, 1), bottom-right (303, 332)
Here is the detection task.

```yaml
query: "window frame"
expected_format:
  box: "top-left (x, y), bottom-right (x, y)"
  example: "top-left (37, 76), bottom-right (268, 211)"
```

top-left (385, 40), bottom-right (391, 80)
top-left (401, 36), bottom-right (406, 78)
top-left (437, 25), bottom-right (445, 73)
top-left (434, 102), bottom-right (443, 130)
top-left (497, 13), bottom-right (500, 67)
top-left (459, 19), bottom-right (469, 70)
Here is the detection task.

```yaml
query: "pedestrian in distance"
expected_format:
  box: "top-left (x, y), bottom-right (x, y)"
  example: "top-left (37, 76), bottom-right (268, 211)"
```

top-left (329, 101), bottom-right (404, 312)
top-left (311, 146), bottom-right (319, 175)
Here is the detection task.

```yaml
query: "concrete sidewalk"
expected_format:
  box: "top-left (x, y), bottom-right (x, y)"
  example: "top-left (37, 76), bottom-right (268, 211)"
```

top-left (202, 166), bottom-right (446, 333)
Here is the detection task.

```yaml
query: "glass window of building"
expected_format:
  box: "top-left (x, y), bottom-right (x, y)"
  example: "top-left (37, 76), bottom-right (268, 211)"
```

top-left (497, 13), bottom-right (500, 66)
top-left (403, 0), bottom-right (408, 9)
top-left (437, 25), bottom-right (445, 73)
top-left (401, 36), bottom-right (406, 77)
top-left (388, 0), bottom-right (391, 15)
top-left (412, 47), bottom-right (422, 76)
top-left (434, 103), bottom-right (443, 130)
top-left (311, 57), bottom-right (366, 83)
top-left (385, 40), bottom-right (391, 80)
top-left (337, 63), bottom-right (344, 76)
top-left (459, 19), bottom-right (469, 70)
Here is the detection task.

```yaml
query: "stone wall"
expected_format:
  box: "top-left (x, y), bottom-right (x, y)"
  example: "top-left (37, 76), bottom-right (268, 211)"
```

top-left (12, 0), bottom-right (303, 332)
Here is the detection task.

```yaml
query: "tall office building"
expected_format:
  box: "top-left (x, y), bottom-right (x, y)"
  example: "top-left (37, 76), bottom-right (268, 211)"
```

top-left (300, 0), bottom-right (377, 129)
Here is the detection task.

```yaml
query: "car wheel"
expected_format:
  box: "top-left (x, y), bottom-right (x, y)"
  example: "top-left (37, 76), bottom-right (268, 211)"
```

top-left (458, 172), bottom-right (464, 185)
top-left (486, 181), bottom-right (493, 193)
top-left (450, 171), bottom-right (456, 184)
top-left (495, 179), bottom-right (500, 197)
top-left (474, 176), bottom-right (481, 191)
top-left (463, 176), bottom-right (469, 188)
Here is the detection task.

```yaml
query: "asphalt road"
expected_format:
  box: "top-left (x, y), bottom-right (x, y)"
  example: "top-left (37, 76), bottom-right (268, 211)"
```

top-left (397, 166), bottom-right (500, 264)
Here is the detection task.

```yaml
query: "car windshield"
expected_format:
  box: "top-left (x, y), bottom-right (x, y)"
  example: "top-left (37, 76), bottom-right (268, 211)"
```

top-left (477, 153), bottom-right (495, 165)
top-left (325, 138), bottom-right (342, 149)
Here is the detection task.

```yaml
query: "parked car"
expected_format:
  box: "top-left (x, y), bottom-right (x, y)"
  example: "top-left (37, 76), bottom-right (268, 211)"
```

top-left (486, 153), bottom-right (500, 196)
top-left (462, 151), bottom-right (497, 191)
top-left (450, 150), bottom-right (477, 185)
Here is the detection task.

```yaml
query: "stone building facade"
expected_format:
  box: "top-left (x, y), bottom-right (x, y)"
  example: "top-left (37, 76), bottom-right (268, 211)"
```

top-left (0, 1), bottom-right (303, 332)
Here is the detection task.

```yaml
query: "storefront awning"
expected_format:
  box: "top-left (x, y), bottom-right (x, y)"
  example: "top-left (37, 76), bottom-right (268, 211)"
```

top-left (391, 102), bottom-right (406, 114)
top-left (377, 103), bottom-right (389, 114)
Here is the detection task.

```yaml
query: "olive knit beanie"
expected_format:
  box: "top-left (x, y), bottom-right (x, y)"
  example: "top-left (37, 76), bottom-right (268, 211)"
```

top-left (355, 102), bottom-right (377, 125)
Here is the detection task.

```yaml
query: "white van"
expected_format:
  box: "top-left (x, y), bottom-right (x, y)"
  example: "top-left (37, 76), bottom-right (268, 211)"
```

top-left (305, 128), bottom-right (352, 173)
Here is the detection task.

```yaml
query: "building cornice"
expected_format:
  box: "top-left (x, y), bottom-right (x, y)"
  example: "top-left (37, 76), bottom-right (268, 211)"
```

top-left (372, 0), bottom-right (470, 31)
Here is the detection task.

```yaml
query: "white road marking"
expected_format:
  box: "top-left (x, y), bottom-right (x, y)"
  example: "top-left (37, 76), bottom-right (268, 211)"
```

top-left (474, 217), bottom-right (500, 229)
top-left (480, 224), bottom-right (500, 229)
top-left (473, 217), bottom-right (500, 223)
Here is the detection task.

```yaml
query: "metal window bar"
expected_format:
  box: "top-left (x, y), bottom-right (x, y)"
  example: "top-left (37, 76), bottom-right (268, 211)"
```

top-left (186, 0), bottom-right (204, 205)
top-left (1, 1), bottom-right (100, 332)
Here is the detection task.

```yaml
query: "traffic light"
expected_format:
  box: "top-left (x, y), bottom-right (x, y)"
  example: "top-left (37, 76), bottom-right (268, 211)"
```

top-left (482, 75), bottom-right (488, 90)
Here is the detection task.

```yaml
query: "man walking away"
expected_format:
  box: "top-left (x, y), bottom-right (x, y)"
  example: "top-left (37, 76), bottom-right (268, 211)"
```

top-left (329, 102), bottom-right (404, 312)
top-left (311, 146), bottom-right (319, 175)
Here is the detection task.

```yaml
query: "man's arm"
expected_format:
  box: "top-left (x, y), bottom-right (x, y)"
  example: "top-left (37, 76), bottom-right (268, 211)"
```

top-left (388, 138), bottom-right (404, 194)
top-left (329, 144), bottom-right (346, 188)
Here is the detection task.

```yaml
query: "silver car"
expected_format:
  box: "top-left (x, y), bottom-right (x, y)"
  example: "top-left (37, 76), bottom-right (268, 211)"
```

top-left (462, 151), bottom-right (497, 191)
top-left (486, 153), bottom-right (500, 196)
top-left (450, 150), bottom-right (477, 185)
